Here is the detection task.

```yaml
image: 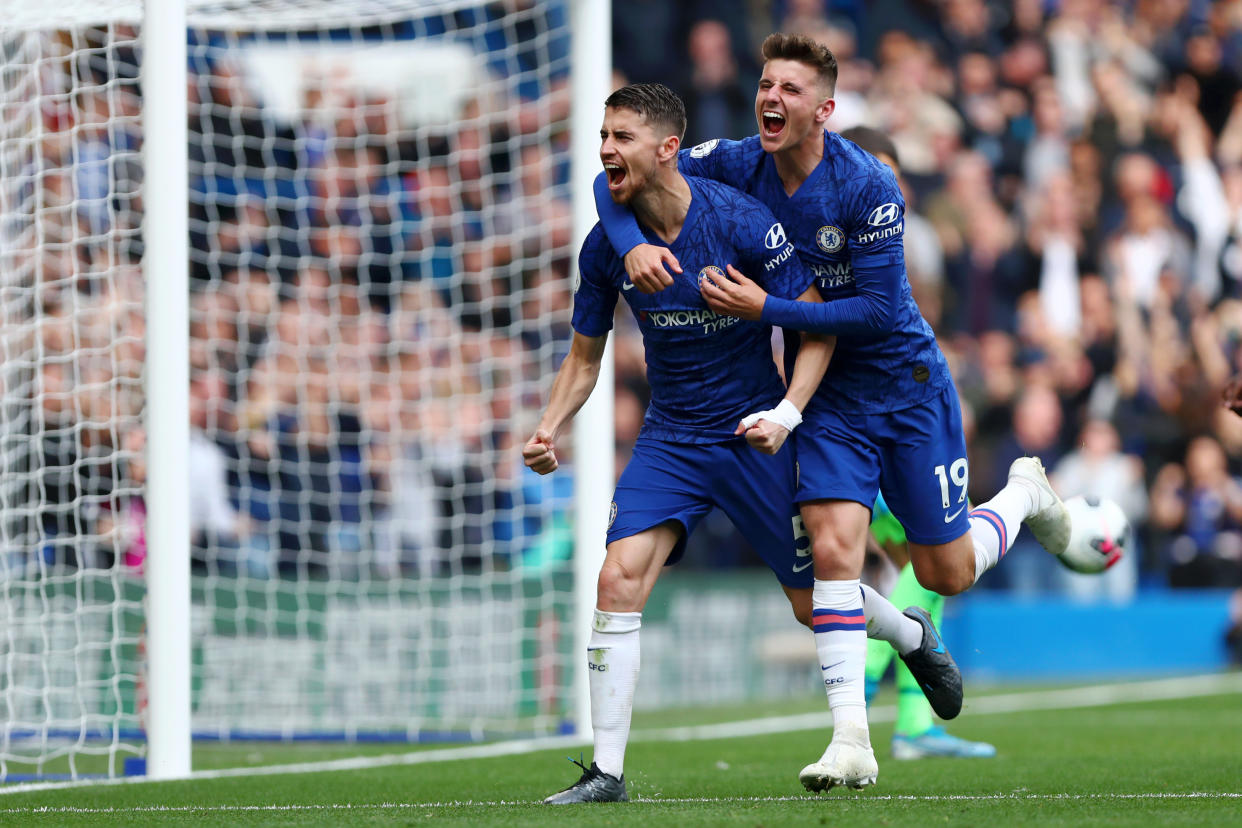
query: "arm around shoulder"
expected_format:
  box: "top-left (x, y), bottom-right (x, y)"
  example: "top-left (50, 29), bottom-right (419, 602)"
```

top-left (593, 171), bottom-right (680, 291)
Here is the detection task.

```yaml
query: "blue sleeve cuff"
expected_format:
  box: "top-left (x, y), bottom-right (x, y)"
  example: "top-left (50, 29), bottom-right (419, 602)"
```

top-left (760, 295), bottom-right (811, 329)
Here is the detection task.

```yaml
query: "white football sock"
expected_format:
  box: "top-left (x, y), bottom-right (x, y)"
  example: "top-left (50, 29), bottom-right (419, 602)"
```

top-left (812, 579), bottom-right (870, 736)
top-left (859, 583), bottom-right (923, 655)
top-left (969, 483), bottom-right (1030, 583)
top-left (588, 609), bottom-right (641, 779)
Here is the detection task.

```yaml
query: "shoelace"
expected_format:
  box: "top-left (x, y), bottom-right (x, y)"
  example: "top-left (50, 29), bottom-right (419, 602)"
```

top-left (566, 753), bottom-right (592, 779)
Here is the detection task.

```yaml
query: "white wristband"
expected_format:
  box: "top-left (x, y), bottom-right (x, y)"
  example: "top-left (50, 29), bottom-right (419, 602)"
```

top-left (740, 398), bottom-right (803, 432)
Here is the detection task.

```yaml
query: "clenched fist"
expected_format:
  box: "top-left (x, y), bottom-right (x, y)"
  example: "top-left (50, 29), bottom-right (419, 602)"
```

top-left (523, 429), bottom-right (559, 474)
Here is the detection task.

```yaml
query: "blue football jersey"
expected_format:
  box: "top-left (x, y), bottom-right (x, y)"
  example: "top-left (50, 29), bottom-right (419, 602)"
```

top-left (573, 175), bottom-right (813, 443)
top-left (673, 132), bottom-right (951, 415)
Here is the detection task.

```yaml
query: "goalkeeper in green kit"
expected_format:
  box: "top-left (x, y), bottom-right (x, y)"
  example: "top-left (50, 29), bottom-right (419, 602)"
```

top-left (866, 491), bottom-right (995, 759)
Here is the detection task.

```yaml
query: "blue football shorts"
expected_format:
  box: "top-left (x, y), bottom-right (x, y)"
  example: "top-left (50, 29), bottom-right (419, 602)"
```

top-left (607, 437), bottom-right (813, 587)
top-left (794, 383), bottom-right (972, 546)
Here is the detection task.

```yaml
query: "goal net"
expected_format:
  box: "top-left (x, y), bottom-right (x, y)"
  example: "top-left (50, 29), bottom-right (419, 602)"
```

top-left (0, 0), bottom-right (587, 781)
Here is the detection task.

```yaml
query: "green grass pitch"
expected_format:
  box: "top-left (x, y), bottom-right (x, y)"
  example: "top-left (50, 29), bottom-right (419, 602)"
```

top-left (1, 678), bottom-right (1239, 827)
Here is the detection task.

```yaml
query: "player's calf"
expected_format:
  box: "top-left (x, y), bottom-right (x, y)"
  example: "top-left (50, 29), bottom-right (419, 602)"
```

top-left (781, 584), bottom-right (814, 628)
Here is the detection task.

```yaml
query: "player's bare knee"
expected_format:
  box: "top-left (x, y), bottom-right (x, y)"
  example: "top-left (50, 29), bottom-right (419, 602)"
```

top-left (810, 536), bottom-right (856, 579)
top-left (914, 563), bottom-right (971, 597)
top-left (940, 568), bottom-right (973, 596)
top-left (596, 560), bottom-right (643, 611)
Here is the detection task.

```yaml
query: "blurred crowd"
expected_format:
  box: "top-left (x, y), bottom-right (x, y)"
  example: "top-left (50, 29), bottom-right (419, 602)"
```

top-left (610, 0), bottom-right (1242, 611)
top-left (2, 6), bottom-right (575, 580)
top-left (2, 3), bottom-right (1242, 628)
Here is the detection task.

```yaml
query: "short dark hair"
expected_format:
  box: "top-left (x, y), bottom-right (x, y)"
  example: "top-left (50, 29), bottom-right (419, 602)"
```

top-left (839, 125), bottom-right (900, 171)
top-left (604, 83), bottom-right (687, 142)
top-left (761, 33), bottom-right (838, 96)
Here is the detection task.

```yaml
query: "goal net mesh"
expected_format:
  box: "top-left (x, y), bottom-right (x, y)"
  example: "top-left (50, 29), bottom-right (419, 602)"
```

top-left (0, 0), bottom-right (577, 781)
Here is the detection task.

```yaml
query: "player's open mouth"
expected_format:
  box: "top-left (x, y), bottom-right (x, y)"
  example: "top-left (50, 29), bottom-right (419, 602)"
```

top-left (762, 110), bottom-right (786, 137)
top-left (604, 162), bottom-right (626, 188)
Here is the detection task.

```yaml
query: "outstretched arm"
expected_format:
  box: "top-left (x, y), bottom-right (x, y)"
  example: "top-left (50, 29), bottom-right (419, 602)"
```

top-left (702, 259), bottom-right (900, 335)
top-left (705, 166), bottom-right (908, 334)
top-left (523, 332), bottom-right (608, 474)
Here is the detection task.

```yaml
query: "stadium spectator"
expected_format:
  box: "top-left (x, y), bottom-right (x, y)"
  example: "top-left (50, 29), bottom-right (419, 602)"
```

top-left (97, 425), bottom-right (146, 571)
top-left (1150, 435), bottom-right (1242, 589)
top-left (682, 20), bottom-right (755, 145)
top-left (364, 347), bottom-right (441, 578)
top-left (1023, 76), bottom-right (1071, 188)
top-left (501, 143), bottom-right (573, 262)
top-left (188, 369), bottom-right (269, 577)
top-left (952, 50), bottom-right (1013, 168)
top-left (71, 90), bottom-right (120, 235)
top-left (777, 0), bottom-right (838, 42)
top-left (1027, 171), bottom-right (1085, 340)
top-left (609, 0), bottom-right (685, 86)
top-left (870, 34), bottom-right (962, 178)
top-left (190, 194), bottom-right (280, 284)
top-left (979, 382), bottom-right (1066, 594)
top-left (221, 266), bottom-right (280, 374)
top-left (1051, 418), bottom-right (1147, 601)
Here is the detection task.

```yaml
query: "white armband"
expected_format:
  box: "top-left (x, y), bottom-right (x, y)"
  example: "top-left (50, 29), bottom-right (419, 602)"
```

top-left (739, 398), bottom-right (803, 432)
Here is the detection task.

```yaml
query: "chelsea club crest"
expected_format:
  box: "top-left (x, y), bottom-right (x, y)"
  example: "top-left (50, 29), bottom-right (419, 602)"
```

top-left (817, 225), bottom-right (844, 253)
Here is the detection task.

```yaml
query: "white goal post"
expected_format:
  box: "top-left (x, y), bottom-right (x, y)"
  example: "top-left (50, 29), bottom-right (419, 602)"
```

top-left (143, 0), bottom-right (191, 781)
top-left (0, 0), bottom-right (610, 782)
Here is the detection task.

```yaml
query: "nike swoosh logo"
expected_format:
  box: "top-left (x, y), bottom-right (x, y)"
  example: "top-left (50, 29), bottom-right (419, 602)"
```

top-left (820, 660), bottom-right (845, 671)
top-left (944, 505), bottom-right (966, 523)
top-left (622, 280), bottom-right (635, 291)
top-left (792, 560), bottom-right (813, 573)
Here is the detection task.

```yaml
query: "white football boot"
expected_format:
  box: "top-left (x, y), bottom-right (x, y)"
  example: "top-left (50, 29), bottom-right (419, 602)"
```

top-left (798, 725), bottom-right (878, 792)
top-left (1007, 456), bottom-right (1072, 560)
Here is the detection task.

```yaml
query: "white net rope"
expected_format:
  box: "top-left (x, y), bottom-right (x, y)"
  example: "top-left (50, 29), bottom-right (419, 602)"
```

top-left (0, 0), bottom-right (576, 780)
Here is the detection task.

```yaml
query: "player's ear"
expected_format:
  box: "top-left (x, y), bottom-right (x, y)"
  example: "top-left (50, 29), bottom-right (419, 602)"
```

top-left (659, 134), bottom-right (680, 164)
top-left (815, 96), bottom-right (835, 126)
